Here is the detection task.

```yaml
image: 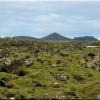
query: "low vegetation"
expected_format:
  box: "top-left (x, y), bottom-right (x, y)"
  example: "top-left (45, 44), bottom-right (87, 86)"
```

top-left (0, 38), bottom-right (99, 99)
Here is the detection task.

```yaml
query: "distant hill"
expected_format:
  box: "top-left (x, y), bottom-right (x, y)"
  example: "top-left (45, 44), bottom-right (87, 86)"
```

top-left (74, 36), bottom-right (97, 41)
top-left (12, 34), bottom-right (98, 41)
top-left (41, 32), bottom-right (71, 41)
top-left (13, 36), bottom-right (37, 41)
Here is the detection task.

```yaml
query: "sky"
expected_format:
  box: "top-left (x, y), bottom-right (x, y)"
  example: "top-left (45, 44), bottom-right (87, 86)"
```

top-left (0, 1), bottom-right (100, 39)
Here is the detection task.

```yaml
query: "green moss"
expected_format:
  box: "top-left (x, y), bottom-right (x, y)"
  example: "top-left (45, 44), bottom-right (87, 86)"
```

top-left (0, 39), bottom-right (99, 99)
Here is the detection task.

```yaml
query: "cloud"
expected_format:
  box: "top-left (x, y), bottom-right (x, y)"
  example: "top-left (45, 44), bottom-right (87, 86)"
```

top-left (0, 0), bottom-right (99, 1)
top-left (87, 20), bottom-right (100, 28)
top-left (0, 1), bottom-right (100, 39)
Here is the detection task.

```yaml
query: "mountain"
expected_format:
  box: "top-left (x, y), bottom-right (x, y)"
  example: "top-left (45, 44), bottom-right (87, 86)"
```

top-left (12, 34), bottom-right (98, 41)
top-left (41, 32), bottom-right (71, 41)
top-left (74, 36), bottom-right (97, 41)
top-left (13, 36), bottom-right (37, 41)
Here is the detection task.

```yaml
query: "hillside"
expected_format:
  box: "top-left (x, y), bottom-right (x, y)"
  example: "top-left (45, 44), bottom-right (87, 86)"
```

top-left (13, 36), bottom-right (37, 40)
top-left (41, 32), bottom-right (71, 41)
top-left (12, 33), bottom-right (98, 41)
top-left (13, 33), bottom-right (70, 41)
top-left (74, 36), bottom-right (97, 41)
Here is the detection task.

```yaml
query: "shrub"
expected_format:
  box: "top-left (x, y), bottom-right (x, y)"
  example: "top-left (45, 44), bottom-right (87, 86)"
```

top-left (5, 89), bottom-right (20, 99)
top-left (73, 74), bottom-right (85, 81)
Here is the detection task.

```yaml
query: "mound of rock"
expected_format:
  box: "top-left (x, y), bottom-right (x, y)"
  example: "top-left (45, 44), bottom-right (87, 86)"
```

top-left (80, 53), bottom-right (100, 71)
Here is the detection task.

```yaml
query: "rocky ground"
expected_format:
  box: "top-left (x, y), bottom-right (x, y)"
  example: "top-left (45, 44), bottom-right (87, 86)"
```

top-left (0, 39), bottom-right (99, 99)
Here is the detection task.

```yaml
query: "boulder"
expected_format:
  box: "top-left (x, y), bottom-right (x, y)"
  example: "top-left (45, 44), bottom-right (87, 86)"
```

top-left (52, 82), bottom-right (60, 88)
top-left (51, 64), bottom-right (57, 67)
top-left (24, 59), bottom-right (33, 66)
top-left (96, 94), bottom-right (100, 99)
top-left (9, 97), bottom-right (15, 100)
top-left (60, 75), bottom-right (68, 81)
top-left (0, 58), bottom-right (12, 67)
top-left (0, 80), bottom-right (6, 87)
top-left (87, 53), bottom-right (96, 59)
top-left (0, 79), bottom-right (13, 88)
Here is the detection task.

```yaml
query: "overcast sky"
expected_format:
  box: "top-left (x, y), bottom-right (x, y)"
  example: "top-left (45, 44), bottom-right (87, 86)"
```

top-left (0, 1), bottom-right (100, 39)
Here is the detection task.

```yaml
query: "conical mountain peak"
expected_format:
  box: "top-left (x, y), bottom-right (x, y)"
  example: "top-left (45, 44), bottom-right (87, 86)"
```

top-left (41, 32), bottom-right (70, 40)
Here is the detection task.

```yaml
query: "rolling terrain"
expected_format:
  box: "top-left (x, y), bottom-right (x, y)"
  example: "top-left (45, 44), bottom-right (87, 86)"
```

top-left (74, 36), bottom-right (97, 41)
top-left (13, 32), bottom-right (98, 41)
top-left (0, 38), bottom-right (99, 99)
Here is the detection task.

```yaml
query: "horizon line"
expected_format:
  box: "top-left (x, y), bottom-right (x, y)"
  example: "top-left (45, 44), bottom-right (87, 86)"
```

top-left (0, 32), bottom-right (98, 40)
